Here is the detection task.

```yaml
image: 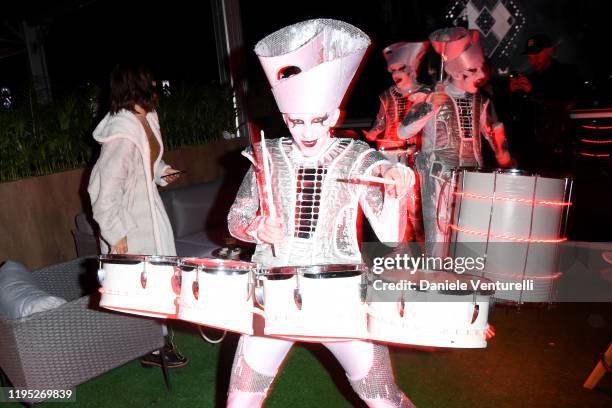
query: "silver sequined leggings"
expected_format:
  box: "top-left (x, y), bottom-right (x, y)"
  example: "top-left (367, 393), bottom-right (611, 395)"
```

top-left (227, 335), bottom-right (414, 407)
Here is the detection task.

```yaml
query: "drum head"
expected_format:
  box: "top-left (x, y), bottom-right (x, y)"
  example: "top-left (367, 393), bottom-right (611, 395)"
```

top-left (99, 254), bottom-right (146, 265)
top-left (262, 264), bottom-right (365, 279)
top-left (456, 167), bottom-right (572, 181)
top-left (211, 245), bottom-right (254, 262)
top-left (180, 257), bottom-right (256, 274)
top-left (378, 269), bottom-right (495, 296)
top-left (147, 255), bottom-right (181, 266)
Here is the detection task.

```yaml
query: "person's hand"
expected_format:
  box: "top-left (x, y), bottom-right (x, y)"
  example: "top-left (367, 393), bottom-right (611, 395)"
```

top-left (496, 152), bottom-right (513, 168)
top-left (509, 75), bottom-right (532, 93)
top-left (111, 236), bottom-right (128, 254)
top-left (383, 166), bottom-right (415, 199)
top-left (362, 129), bottom-right (379, 142)
top-left (256, 217), bottom-right (285, 244)
top-left (162, 167), bottom-right (181, 184)
top-left (429, 82), bottom-right (449, 108)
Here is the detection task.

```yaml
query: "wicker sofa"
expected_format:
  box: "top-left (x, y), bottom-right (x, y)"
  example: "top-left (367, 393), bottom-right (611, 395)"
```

top-left (0, 257), bottom-right (165, 403)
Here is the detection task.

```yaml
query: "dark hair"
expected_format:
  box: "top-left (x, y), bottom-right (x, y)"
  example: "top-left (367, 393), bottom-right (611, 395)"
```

top-left (109, 63), bottom-right (157, 114)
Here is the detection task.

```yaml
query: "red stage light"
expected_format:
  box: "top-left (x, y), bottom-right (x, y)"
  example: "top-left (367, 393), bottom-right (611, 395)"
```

top-left (581, 124), bottom-right (612, 130)
top-left (449, 224), bottom-right (567, 243)
top-left (580, 138), bottom-right (612, 144)
top-left (453, 192), bottom-right (572, 207)
top-left (482, 270), bottom-right (563, 280)
top-left (579, 152), bottom-right (610, 157)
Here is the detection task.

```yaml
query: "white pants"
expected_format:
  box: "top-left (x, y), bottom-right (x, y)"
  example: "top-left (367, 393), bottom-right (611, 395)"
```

top-left (227, 335), bottom-right (413, 408)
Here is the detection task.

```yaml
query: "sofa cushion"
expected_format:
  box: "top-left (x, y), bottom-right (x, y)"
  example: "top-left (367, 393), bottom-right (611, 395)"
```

top-left (175, 229), bottom-right (229, 247)
top-left (75, 212), bottom-right (96, 235)
top-left (174, 241), bottom-right (218, 258)
top-left (0, 261), bottom-right (67, 319)
top-left (174, 228), bottom-right (231, 258)
top-left (166, 180), bottom-right (226, 238)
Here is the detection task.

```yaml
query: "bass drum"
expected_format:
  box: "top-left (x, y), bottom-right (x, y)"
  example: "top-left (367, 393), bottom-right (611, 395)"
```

top-left (449, 168), bottom-right (573, 303)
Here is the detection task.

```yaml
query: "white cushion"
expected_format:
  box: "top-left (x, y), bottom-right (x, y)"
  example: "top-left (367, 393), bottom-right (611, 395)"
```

top-left (0, 261), bottom-right (67, 319)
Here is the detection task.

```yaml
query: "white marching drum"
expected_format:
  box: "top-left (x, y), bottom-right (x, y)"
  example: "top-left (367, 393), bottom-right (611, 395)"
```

top-left (367, 270), bottom-right (494, 348)
top-left (177, 258), bottom-right (257, 335)
top-left (449, 168), bottom-right (573, 303)
top-left (98, 254), bottom-right (181, 318)
top-left (256, 264), bottom-right (369, 341)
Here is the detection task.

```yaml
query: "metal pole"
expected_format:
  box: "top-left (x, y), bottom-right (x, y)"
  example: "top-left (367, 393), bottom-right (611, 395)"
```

top-left (210, 0), bottom-right (250, 139)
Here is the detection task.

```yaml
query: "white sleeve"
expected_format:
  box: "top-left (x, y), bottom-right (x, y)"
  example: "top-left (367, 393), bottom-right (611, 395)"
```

top-left (397, 101), bottom-right (435, 139)
top-left (87, 139), bottom-right (139, 246)
top-left (353, 151), bottom-right (408, 244)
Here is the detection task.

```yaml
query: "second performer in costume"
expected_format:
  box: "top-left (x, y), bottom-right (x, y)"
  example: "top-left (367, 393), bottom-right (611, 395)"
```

top-left (399, 27), bottom-right (512, 258)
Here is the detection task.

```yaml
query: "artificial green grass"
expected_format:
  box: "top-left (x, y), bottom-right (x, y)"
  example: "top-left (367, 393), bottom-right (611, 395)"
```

top-left (36, 303), bottom-right (611, 408)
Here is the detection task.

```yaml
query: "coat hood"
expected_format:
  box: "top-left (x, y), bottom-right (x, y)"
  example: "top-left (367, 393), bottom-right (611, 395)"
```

top-left (93, 110), bottom-right (159, 145)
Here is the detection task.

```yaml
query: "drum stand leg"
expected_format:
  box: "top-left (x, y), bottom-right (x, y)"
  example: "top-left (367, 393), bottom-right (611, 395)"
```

top-left (0, 367), bottom-right (8, 387)
top-left (158, 347), bottom-right (172, 391)
top-left (584, 343), bottom-right (612, 389)
top-left (0, 371), bottom-right (34, 407)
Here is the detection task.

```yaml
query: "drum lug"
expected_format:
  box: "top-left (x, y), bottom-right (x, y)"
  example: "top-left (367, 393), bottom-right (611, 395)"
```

top-left (192, 280), bottom-right (200, 300)
top-left (253, 275), bottom-right (265, 307)
top-left (294, 288), bottom-right (302, 311)
top-left (254, 286), bottom-right (265, 308)
top-left (247, 269), bottom-right (256, 301)
top-left (140, 270), bottom-right (147, 289)
top-left (361, 272), bottom-right (371, 303)
top-left (97, 268), bottom-right (106, 284)
top-left (471, 304), bottom-right (480, 324)
top-left (294, 273), bottom-right (302, 310)
top-left (360, 283), bottom-right (369, 303)
top-left (171, 266), bottom-right (182, 295)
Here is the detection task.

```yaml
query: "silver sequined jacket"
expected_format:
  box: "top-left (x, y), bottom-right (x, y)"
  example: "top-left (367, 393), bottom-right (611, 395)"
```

top-left (227, 138), bottom-right (406, 267)
top-left (398, 82), bottom-right (508, 168)
top-left (368, 85), bottom-right (430, 141)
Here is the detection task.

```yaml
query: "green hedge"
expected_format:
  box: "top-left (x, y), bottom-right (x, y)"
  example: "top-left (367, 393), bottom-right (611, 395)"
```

top-left (0, 82), bottom-right (235, 183)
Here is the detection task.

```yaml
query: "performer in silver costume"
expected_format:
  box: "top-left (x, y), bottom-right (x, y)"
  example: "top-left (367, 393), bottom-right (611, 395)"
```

top-left (364, 41), bottom-right (430, 148)
top-left (364, 41), bottom-right (430, 243)
top-left (398, 27), bottom-right (512, 258)
top-left (226, 19), bottom-right (416, 408)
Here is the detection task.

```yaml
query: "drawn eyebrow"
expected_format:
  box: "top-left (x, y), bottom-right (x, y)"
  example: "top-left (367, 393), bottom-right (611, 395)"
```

top-left (312, 114), bottom-right (328, 123)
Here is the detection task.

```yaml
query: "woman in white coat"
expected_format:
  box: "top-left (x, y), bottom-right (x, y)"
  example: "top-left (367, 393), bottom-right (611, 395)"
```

top-left (88, 64), bottom-right (179, 256)
top-left (88, 63), bottom-right (187, 368)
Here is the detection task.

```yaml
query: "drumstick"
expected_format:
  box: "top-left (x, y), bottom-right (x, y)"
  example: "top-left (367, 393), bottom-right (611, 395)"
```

top-left (260, 130), bottom-right (278, 257)
top-left (439, 42), bottom-right (446, 83)
top-left (351, 175), bottom-right (397, 185)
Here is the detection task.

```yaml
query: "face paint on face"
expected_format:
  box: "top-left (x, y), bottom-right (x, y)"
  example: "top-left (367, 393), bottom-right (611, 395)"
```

top-left (452, 64), bottom-right (487, 94)
top-left (388, 63), bottom-right (415, 90)
top-left (284, 111), bottom-right (338, 157)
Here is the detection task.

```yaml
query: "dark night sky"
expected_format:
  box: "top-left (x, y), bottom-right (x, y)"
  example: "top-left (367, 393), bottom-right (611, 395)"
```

top-left (1, 0), bottom-right (611, 111)
top-left (1, 0), bottom-right (219, 88)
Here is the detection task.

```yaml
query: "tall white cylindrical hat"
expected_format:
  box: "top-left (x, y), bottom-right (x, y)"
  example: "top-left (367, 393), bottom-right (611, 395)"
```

top-left (429, 27), bottom-right (484, 76)
top-left (383, 41), bottom-right (429, 72)
top-left (255, 19), bottom-right (371, 114)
